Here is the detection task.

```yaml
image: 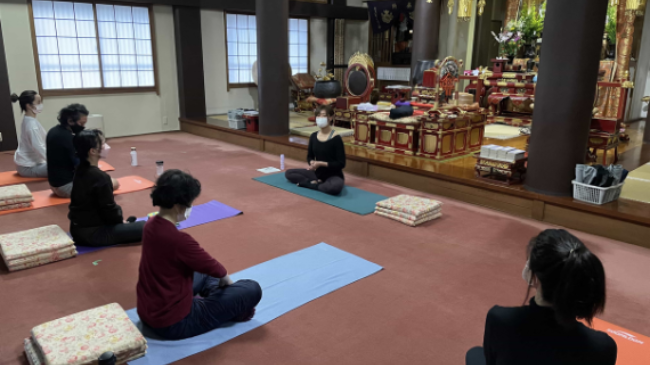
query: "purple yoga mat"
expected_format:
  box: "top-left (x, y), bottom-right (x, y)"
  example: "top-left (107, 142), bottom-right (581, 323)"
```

top-left (75, 200), bottom-right (242, 255)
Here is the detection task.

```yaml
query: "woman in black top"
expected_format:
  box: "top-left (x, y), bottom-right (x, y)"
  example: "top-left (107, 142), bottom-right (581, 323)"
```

top-left (467, 229), bottom-right (617, 365)
top-left (285, 105), bottom-right (346, 195)
top-left (69, 129), bottom-right (145, 247)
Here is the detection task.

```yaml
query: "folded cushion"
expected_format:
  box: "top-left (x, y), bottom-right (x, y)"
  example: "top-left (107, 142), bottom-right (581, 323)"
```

top-left (24, 337), bottom-right (44, 365)
top-left (0, 225), bottom-right (74, 262)
top-left (0, 184), bottom-right (33, 206)
top-left (7, 247), bottom-right (77, 272)
top-left (0, 202), bottom-right (32, 212)
top-left (375, 211), bottom-right (442, 227)
top-left (31, 303), bottom-right (147, 365)
top-left (375, 206), bottom-right (441, 221)
top-left (376, 195), bottom-right (443, 216)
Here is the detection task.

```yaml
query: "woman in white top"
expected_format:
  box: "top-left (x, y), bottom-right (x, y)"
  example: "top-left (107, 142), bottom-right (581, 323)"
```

top-left (12, 91), bottom-right (48, 177)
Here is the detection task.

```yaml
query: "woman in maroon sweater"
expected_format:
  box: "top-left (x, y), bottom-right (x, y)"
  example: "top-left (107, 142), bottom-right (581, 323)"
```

top-left (136, 170), bottom-right (262, 340)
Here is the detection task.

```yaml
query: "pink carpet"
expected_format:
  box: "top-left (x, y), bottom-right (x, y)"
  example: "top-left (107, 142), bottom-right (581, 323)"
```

top-left (0, 131), bottom-right (648, 365)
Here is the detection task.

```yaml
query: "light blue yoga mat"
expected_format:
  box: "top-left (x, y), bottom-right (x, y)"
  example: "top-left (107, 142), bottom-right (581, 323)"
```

top-left (126, 243), bottom-right (382, 365)
top-left (253, 173), bottom-right (387, 215)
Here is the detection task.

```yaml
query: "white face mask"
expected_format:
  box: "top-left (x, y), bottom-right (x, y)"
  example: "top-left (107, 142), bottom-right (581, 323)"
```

top-left (316, 117), bottom-right (329, 129)
top-left (522, 260), bottom-right (532, 285)
top-left (177, 205), bottom-right (192, 222)
top-left (32, 104), bottom-right (44, 114)
top-left (99, 143), bottom-right (110, 159)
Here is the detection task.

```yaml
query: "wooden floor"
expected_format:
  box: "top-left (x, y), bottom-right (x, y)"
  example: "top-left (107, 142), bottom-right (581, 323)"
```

top-left (181, 117), bottom-right (650, 249)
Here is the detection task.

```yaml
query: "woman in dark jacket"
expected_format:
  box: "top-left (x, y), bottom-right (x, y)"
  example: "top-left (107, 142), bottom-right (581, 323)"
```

top-left (69, 129), bottom-right (144, 247)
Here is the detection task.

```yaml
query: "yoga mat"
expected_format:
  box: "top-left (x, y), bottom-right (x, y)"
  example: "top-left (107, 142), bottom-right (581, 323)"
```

top-left (0, 161), bottom-right (115, 187)
top-left (592, 318), bottom-right (650, 365)
top-left (290, 126), bottom-right (354, 138)
top-left (126, 243), bottom-right (382, 365)
top-left (0, 175), bottom-right (153, 217)
top-left (75, 200), bottom-right (243, 255)
top-left (253, 173), bottom-right (386, 215)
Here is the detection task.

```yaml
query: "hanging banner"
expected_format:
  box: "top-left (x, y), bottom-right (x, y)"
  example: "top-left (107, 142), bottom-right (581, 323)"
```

top-left (368, 1), bottom-right (399, 34)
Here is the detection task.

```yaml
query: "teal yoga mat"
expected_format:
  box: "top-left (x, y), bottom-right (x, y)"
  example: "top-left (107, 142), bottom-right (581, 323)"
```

top-left (127, 243), bottom-right (382, 365)
top-left (253, 173), bottom-right (386, 215)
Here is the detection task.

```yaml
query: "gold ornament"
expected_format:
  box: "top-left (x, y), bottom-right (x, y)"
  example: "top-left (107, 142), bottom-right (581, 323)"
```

top-left (448, 0), bottom-right (455, 15)
top-left (348, 52), bottom-right (374, 70)
top-left (478, 0), bottom-right (487, 16)
top-left (458, 0), bottom-right (472, 21)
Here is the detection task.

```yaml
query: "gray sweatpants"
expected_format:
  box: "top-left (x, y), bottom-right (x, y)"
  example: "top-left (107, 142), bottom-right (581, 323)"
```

top-left (17, 163), bottom-right (48, 178)
top-left (50, 182), bottom-right (73, 198)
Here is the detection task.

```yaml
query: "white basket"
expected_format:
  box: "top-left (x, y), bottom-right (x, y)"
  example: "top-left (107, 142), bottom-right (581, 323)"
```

top-left (572, 180), bottom-right (624, 205)
top-left (228, 119), bottom-right (246, 130)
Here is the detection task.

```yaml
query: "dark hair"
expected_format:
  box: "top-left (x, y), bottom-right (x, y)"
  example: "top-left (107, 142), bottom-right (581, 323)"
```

top-left (11, 90), bottom-right (38, 112)
top-left (151, 170), bottom-right (201, 209)
top-left (315, 104), bottom-right (334, 118)
top-left (73, 129), bottom-right (104, 161)
top-left (526, 229), bottom-right (606, 327)
top-left (370, 89), bottom-right (380, 105)
top-left (58, 104), bottom-right (89, 126)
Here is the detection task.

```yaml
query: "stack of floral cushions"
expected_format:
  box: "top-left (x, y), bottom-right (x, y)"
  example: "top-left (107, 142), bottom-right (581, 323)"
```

top-left (0, 225), bottom-right (77, 272)
top-left (375, 195), bottom-right (443, 227)
top-left (24, 303), bottom-right (147, 365)
top-left (0, 184), bottom-right (33, 211)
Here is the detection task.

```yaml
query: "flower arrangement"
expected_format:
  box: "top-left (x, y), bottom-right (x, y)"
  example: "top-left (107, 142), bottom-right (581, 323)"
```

top-left (314, 62), bottom-right (335, 81)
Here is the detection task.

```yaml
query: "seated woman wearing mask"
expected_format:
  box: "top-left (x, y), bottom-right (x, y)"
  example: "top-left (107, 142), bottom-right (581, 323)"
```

top-left (69, 129), bottom-right (144, 247)
top-left (46, 104), bottom-right (119, 198)
top-left (137, 170), bottom-right (262, 340)
top-left (467, 229), bottom-right (617, 365)
top-left (12, 90), bottom-right (48, 177)
top-left (285, 105), bottom-right (346, 195)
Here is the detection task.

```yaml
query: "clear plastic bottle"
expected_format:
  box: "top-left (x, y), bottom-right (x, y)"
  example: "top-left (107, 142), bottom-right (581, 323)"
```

top-left (280, 154), bottom-right (285, 170)
top-left (130, 147), bottom-right (138, 166)
top-left (156, 161), bottom-right (164, 177)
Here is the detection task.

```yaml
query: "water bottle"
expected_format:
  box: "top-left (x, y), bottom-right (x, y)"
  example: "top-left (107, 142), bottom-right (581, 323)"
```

top-left (98, 352), bottom-right (116, 365)
top-left (130, 147), bottom-right (138, 166)
top-left (280, 154), bottom-right (285, 170)
top-left (156, 161), bottom-right (164, 177)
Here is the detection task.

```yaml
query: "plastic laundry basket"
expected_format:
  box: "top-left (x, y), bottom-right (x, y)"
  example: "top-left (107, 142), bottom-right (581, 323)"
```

top-left (572, 180), bottom-right (624, 205)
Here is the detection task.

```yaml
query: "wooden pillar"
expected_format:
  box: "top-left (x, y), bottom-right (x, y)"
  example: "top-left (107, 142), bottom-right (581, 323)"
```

top-left (525, 0), bottom-right (609, 196)
top-left (410, 0), bottom-right (441, 74)
top-left (256, 0), bottom-right (290, 136)
top-left (174, 7), bottom-right (206, 120)
top-left (645, 113), bottom-right (650, 143)
top-left (0, 21), bottom-right (17, 151)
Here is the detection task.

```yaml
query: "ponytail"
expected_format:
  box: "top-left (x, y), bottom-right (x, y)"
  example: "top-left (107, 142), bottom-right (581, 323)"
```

top-left (11, 90), bottom-right (38, 112)
top-left (527, 229), bottom-right (607, 328)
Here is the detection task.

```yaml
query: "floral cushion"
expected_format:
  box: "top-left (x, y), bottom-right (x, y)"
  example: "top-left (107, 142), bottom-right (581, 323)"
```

top-left (7, 247), bottom-right (77, 272)
top-left (0, 202), bottom-right (32, 212)
top-left (376, 195), bottom-right (443, 216)
top-left (375, 210), bottom-right (442, 227)
top-left (374, 206), bottom-right (441, 221)
top-left (305, 96), bottom-right (337, 105)
top-left (0, 225), bottom-right (74, 262)
top-left (0, 184), bottom-right (33, 206)
top-left (31, 303), bottom-right (147, 365)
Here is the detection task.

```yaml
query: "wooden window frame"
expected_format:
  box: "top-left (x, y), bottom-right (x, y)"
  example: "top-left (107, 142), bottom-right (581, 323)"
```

top-left (28, 0), bottom-right (160, 97)
top-left (224, 12), bottom-right (310, 90)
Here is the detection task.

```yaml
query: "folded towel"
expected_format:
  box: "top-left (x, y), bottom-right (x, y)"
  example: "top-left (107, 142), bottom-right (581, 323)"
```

top-left (30, 303), bottom-right (147, 365)
top-left (375, 206), bottom-right (442, 221)
top-left (376, 195), bottom-right (443, 216)
top-left (375, 211), bottom-right (442, 226)
top-left (0, 184), bottom-right (33, 206)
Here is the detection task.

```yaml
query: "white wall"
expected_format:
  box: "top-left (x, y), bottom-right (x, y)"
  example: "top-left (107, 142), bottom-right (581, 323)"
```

top-left (201, 9), bottom-right (258, 115)
top-left (345, 0), bottom-right (369, 60)
top-left (0, 1), bottom-right (180, 139)
top-left (310, 18), bottom-right (327, 75)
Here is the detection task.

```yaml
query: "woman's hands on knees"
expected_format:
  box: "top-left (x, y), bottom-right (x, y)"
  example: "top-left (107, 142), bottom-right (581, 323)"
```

top-left (112, 178), bottom-right (120, 191)
top-left (219, 274), bottom-right (234, 287)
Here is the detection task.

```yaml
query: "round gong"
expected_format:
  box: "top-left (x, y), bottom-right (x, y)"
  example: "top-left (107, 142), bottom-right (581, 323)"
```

top-left (348, 70), bottom-right (368, 96)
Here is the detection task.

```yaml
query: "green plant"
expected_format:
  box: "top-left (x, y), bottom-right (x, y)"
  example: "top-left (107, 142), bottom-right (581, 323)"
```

top-left (500, 39), bottom-right (522, 57)
top-left (519, 2), bottom-right (544, 43)
top-left (606, 5), bottom-right (617, 43)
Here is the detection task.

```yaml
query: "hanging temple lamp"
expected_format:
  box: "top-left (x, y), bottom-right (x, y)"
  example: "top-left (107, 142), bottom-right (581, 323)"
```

top-left (444, 0), bottom-right (487, 22)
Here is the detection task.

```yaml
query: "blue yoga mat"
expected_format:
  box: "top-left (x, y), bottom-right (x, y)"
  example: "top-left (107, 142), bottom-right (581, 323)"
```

top-left (253, 173), bottom-right (387, 215)
top-left (75, 200), bottom-right (242, 255)
top-left (126, 243), bottom-right (382, 365)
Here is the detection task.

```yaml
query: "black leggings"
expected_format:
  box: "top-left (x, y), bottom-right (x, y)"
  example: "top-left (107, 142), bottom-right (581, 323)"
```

top-left (71, 221), bottom-right (146, 247)
top-left (285, 169), bottom-right (344, 195)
